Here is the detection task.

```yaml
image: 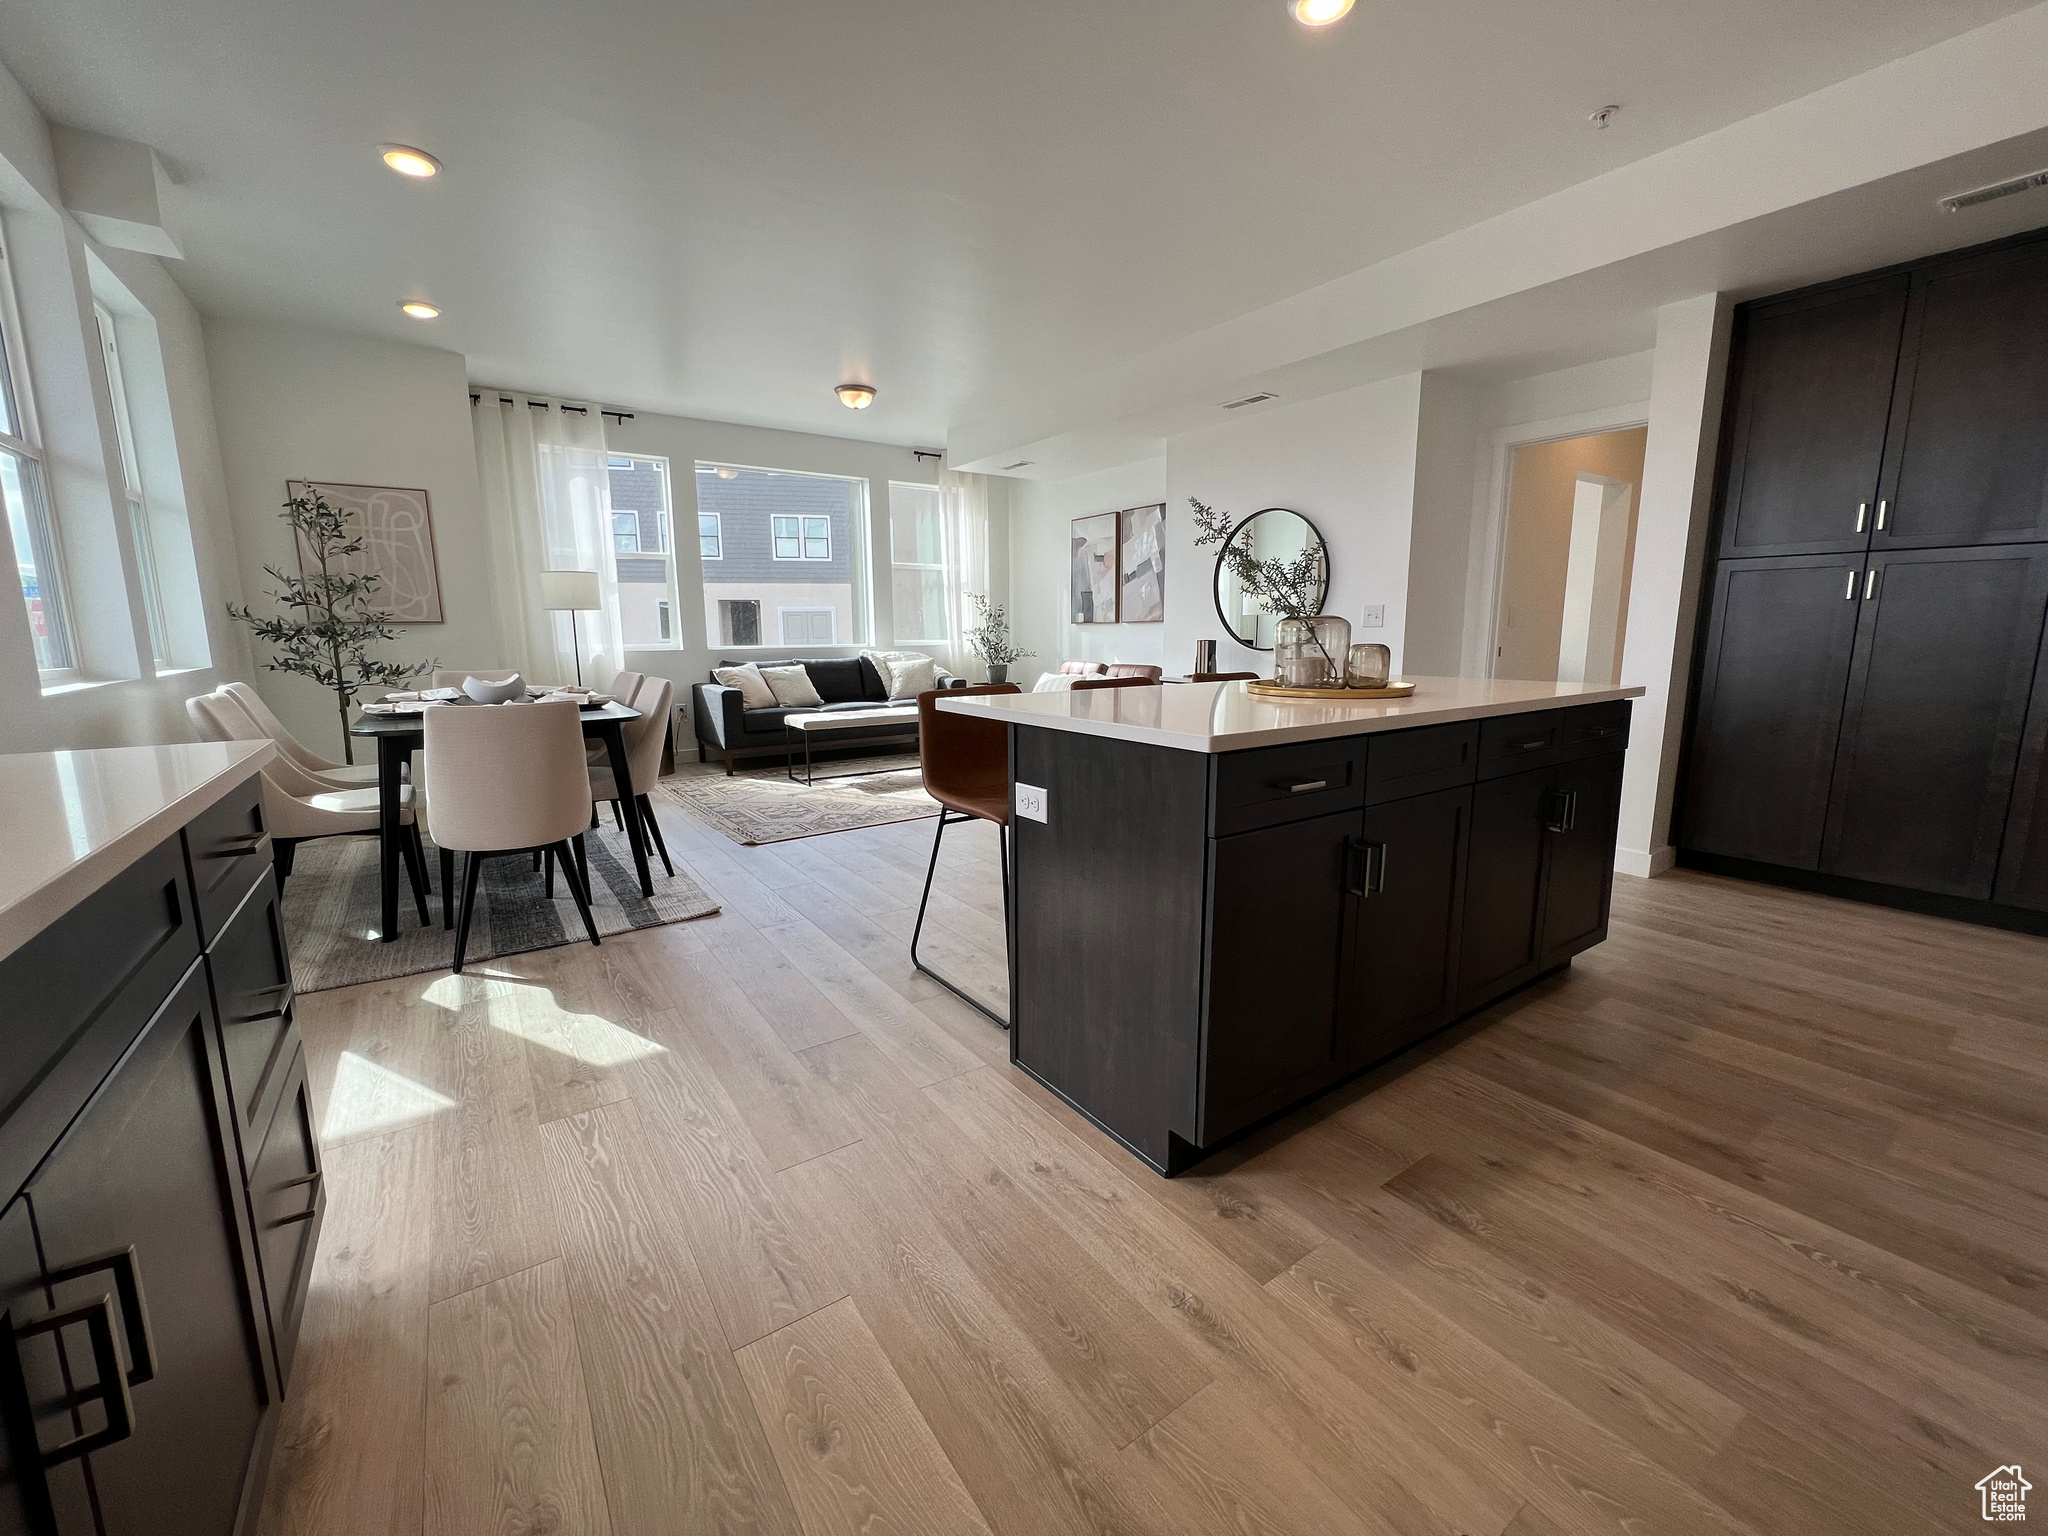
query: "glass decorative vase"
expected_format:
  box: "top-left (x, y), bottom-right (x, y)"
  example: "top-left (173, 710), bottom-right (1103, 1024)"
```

top-left (1346, 642), bottom-right (1392, 689)
top-left (1273, 615), bottom-right (1351, 688)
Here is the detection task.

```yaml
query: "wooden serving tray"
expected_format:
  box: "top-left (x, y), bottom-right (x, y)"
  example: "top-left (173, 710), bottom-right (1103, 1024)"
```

top-left (1243, 679), bottom-right (1417, 701)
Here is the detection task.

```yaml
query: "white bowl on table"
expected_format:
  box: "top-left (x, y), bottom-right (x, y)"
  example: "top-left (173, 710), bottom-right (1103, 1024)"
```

top-left (462, 673), bottom-right (526, 705)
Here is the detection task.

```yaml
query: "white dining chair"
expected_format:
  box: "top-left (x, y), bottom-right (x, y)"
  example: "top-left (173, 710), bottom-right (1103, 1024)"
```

top-left (186, 691), bottom-right (433, 923)
top-left (220, 681), bottom-right (395, 787)
top-left (588, 676), bottom-right (676, 877)
top-left (424, 698), bottom-right (601, 973)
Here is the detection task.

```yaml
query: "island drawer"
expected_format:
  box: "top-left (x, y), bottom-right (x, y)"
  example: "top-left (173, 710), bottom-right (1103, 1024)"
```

top-left (1477, 711), bottom-right (1563, 780)
top-left (1211, 739), bottom-right (1365, 835)
top-left (1364, 722), bottom-right (1479, 804)
top-left (182, 772), bottom-right (271, 946)
top-left (0, 834), bottom-right (200, 1202)
top-left (204, 869), bottom-right (299, 1173)
top-left (1561, 701), bottom-right (1632, 760)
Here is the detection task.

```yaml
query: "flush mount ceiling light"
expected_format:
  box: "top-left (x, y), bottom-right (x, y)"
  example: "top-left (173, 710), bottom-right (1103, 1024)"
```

top-left (380, 145), bottom-right (442, 179)
top-left (716, 466), bottom-right (739, 479)
top-left (836, 383), bottom-right (876, 409)
top-left (1288, 0), bottom-right (1354, 25)
top-left (399, 300), bottom-right (441, 319)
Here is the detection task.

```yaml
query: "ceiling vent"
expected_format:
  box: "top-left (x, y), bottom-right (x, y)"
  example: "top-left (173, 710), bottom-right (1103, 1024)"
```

top-left (1939, 169), bottom-right (2048, 214)
top-left (1221, 391), bottom-right (1279, 410)
top-left (1000, 460), bottom-right (1034, 470)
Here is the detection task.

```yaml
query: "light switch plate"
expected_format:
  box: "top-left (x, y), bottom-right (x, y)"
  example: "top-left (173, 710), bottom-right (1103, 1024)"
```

top-left (1359, 605), bottom-right (1385, 629)
top-left (1014, 782), bottom-right (1048, 823)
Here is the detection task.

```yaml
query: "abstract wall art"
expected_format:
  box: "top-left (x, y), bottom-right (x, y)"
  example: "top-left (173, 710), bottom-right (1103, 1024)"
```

top-left (1117, 502), bottom-right (1165, 623)
top-left (1070, 511), bottom-right (1119, 623)
top-left (288, 480), bottom-right (445, 624)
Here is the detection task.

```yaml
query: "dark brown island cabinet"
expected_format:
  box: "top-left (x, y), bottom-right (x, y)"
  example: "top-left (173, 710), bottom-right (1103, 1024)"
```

top-left (0, 744), bottom-right (319, 1536)
top-left (941, 680), bottom-right (1639, 1175)
top-left (1681, 224), bottom-right (2048, 933)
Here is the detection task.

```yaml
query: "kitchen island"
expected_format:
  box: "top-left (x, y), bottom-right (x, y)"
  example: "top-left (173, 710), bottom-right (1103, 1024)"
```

top-left (937, 677), bottom-right (1643, 1174)
top-left (0, 742), bottom-right (317, 1535)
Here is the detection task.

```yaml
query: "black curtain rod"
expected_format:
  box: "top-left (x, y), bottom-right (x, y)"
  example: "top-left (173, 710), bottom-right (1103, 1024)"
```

top-left (469, 391), bottom-right (634, 424)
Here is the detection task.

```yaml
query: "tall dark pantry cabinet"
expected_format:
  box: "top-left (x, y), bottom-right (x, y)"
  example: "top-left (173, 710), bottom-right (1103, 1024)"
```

top-left (1679, 227), bottom-right (2048, 930)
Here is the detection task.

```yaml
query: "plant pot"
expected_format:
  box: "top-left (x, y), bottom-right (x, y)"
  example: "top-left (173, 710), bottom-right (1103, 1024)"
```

top-left (986, 664), bottom-right (1009, 684)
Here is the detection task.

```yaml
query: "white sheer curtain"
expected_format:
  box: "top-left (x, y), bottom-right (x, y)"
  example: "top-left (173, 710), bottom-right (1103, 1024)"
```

top-left (472, 395), bottom-right (625, 687)
top-left (939, 468), bottom-right (992, 679)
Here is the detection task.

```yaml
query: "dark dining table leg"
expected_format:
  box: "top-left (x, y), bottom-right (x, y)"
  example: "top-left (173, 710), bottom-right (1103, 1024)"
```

top-left (598, 720), bottom-right (654, 896)
top-left (376, 733), bottom-right (409, 941)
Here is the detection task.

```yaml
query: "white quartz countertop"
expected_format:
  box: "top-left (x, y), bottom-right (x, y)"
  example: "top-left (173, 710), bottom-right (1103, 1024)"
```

top-left (935, 676), bottom-right (1645, 753)
top-left (0, 741), bottom-right (275, 964)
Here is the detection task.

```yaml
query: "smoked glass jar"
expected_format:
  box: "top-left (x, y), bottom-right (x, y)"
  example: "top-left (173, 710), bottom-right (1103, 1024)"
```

top-left (1273, 615), bottom-right (1351, 688)
top-left (1346, 642), bottom-right (1392, 689)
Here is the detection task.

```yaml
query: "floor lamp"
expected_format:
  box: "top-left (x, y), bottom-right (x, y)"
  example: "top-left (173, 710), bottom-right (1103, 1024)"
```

top-left (540, 569), bottom-right (602, 688)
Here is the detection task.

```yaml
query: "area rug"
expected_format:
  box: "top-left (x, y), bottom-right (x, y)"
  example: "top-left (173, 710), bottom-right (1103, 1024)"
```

top-left (281, 823), bottom-right (719, 993)
top-left (661, 754), bottom-right (936, 845)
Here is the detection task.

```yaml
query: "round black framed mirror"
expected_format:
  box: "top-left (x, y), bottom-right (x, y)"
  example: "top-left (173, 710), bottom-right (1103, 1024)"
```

top-left (1210, 507), bottom-right (1330, 650)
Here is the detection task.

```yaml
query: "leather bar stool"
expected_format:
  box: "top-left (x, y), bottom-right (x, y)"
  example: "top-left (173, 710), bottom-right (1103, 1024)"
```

top-left (913, 683), bottom-right (1020, 1026)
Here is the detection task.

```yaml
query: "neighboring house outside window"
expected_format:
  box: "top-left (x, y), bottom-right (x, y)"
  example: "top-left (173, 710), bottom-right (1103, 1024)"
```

top-left (0, 228), bottom-right (73, 678)
top-left (605, 454), bottom-right (677, 648)
top-left (888, 482), bottom-right (948, 644)
top-left (696, 463), bottom-right (862, 650)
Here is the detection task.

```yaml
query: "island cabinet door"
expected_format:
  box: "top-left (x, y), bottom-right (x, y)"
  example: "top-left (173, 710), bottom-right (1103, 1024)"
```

top-left (1455, 765), bottom-right (1555, 1014)
top-left (1340, 784), bottom-right (1470, 1071)
top-left (1538, 751), bottom-right (1628, 968)
top-left (25, 964), bottom-right (271, 1536)
top-left (0, 1197), bottom-right (96, 1535)
top-left (1199, 808), bottom-right (1355, 1144)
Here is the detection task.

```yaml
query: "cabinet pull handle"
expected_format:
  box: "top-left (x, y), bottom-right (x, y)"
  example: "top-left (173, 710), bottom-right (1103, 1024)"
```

top-left (1566, 789), bottom-right (1580, 832)
top-left (234, 982), bottom-right (294, 1024)
top-left (1864, 568), bottom-right (1880, 600)
top-left (1876, 499), bottom-right (1888, 530)
top-left (1546, 790), bottom-right (1573, 833)
top-left (1342, 837), bottom-right (1369, 896)
top-left (1843, 571), bottom-right (1857, 600)
top-left (1855, 502), bottom-right (1867, 532)
top-left (15, 1295), bottom-right (136, 1463)
top-left (1275, 777), bottom-right (1327, 794)
top-left (209, 834), bottom-right (266, 859)
top-left (1509, 736), bottom-right (1548, 752)
top-left (42, 1246), bottom-right (155, 1386)
top-left (1368, 842), bottom-right (1388, 894)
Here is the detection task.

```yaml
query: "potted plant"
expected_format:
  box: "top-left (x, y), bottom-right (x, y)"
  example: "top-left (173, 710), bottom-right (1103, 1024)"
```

top-left (965, 592), bottom-right (1033, 684)
top-left (1190, 497), bottom-right (1346, 686)
top-left (226, 486), bottom-right (436, 763)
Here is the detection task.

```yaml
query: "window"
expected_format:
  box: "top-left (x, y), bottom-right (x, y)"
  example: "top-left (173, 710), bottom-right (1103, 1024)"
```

top-left (889, 482), bottom-right (948, 644)
top-left (0, 230), bottom-right (72, 676)
top-left (771, 514), bottom-right (830, 561)
top-left (95, 304), bottom-right (169, 666)
top-left (604, 454), bottom-right (677, 648)
top-left (696, 463), bottom-right (864, 649)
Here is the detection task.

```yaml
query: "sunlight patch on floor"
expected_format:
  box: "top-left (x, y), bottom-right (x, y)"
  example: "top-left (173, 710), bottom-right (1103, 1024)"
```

top-left (323, 1050), bottom-right (458, 1141)
top-left (484, 983), bottom-right (666, 1069)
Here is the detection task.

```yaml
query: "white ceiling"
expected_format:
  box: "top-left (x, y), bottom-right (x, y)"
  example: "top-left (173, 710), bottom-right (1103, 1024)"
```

top-left (0, 0), bottom-right (2036, 444)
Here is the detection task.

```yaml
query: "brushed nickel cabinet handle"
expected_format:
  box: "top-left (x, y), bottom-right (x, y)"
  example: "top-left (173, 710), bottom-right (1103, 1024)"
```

top-left (43, 1245), bottom-right (156, 1385)
top-left (1876, 500), bottom-right (1888, 530)
top-left (1844, 571), bottom-right (1856, 600)
top-left (1856, 502), bottom-right (1867, 532)
top-left (1275, 777), bottom-right (1327, 794)
top-left (1865, 569), bottom-right (1880, 600)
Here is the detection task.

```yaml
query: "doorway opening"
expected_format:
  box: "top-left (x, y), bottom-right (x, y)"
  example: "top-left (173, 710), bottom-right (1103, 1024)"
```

top-left (1491, 426), bottom-right (1647, 684)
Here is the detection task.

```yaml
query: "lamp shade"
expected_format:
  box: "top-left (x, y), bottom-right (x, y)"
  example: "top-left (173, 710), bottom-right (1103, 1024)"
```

top-left (539, 569), bottom-right (601, 612)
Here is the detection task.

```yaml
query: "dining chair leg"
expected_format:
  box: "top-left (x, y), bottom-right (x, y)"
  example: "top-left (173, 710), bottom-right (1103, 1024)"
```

top-left (574, 832), bottom-right (590, 894)
top-left (554, 840), bottom-right (602, 947)
top-left (590, 803), bottom-right (601, 830)
top-left (543, 845), bottom-right (556, 899)
top-left (398, 824), bottom-right (431, 927)
top-left (610, 799), bottom-right (625, 833)
top-left (411, 821), bottom-right (434, 895)
top-left (451, 850), bottom-right (484, 974)
top-left (531, 850), bottom-right (542, 872)
top-left (637, 794), bottom-right (675, 876)
top-left (439, 845), bottom-right (455, 929)
top-left (272, 838), bottom-right (297, 888)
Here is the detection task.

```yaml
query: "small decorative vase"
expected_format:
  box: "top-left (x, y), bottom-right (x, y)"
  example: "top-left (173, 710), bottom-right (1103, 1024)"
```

top-left (1273, 616), bottom-right (1351, 688)
top-left (986, 664), bottom-right (1009, 684)
top-left (1346, 643), bottom-right (1392, 689)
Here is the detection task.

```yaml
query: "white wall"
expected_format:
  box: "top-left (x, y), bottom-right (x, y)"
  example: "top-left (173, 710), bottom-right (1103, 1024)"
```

top-left (206, 319), bottom-right (493, 761)
top-left (0, 54), bottom-right (242, 756)
top-left (1008, 459), bottom-right (1166, 687)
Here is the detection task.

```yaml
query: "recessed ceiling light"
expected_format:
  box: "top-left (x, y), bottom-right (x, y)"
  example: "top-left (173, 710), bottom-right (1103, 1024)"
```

top-left (399, 300), bottom-right (441, 320)
top-left (1288, 0), bottom-right (1353, 25)
top-left (381, 145), bottom-right (441, 178)
top-left (1589, 105), bottom-right (1621, 130)
top-left (836, 383), bottom-right (876, 410)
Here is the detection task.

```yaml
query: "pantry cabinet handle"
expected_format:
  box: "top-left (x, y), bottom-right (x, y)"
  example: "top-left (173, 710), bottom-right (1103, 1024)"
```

top-left (1855, 502), bottom-right (1867, 532)
top-left (43, 1246), bottom-right (155, 1386)
top-left (1844, 571), bottom-right (1857, 600)
top-left (1341, 838), bottom-right (1369, 896)
top-left (1876, 499), bottom-right (1888, 530)
top-left (14, 1295), bottom-right (135, 1463)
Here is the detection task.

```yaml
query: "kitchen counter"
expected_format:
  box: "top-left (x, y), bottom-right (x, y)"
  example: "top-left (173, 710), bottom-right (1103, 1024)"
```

top-left (0, 740), bottom-right (274, 963)
top-left (936, 675), bottom-right (1644, 752)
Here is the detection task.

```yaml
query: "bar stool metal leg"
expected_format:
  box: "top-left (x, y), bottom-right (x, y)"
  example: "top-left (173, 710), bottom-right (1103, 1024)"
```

top-left (911, 809), bottom-right (1008, 1028)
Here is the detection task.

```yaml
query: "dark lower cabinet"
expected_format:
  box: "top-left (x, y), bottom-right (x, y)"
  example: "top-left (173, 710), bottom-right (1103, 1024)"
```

top-left (0, 1199), bottom-right (88, 1536)
top-left (1822, 546), bottom-right (2048, 898)
top-left (1455, 766), bottom-right (1554, 1013)
top-left (25, 964), bottom-right (271, 1536)
top-left (246, 1052), bottom-right (322, 1385)
top-left (1540, 752), bottom-right (1627, 967)
top-left (1681, 554), bottom-right (1865, 868)
top-left (205, 872), bottom-right (298, 1170)
top-left (1998, 654), bottom-right (2048, 912)
top-left (1341, 784), bottom-right (1468, 1068)
top-left (1202, 811), bottom-right (1352, 1142)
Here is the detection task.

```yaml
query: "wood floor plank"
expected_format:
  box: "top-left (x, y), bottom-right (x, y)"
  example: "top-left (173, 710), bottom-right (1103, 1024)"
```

top-left (541, 1101), bottom-right (806, 1534)
top-left (424, 1258), bottom-right (612, 1536)
top-left (735, 1297), bottom-right (996, 1536)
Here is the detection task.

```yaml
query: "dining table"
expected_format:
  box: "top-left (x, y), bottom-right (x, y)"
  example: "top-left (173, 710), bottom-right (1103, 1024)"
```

top-left (348, 698), bottom-right (650, 942)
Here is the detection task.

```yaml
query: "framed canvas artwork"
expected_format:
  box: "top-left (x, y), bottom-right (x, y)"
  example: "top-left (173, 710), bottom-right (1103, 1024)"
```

top-left (288, 480), bottom-right (445, 623)
top-left (1070, 512), bottom-right (1119, 623)
top-left (1117, 502), bottom-right (1165, 623)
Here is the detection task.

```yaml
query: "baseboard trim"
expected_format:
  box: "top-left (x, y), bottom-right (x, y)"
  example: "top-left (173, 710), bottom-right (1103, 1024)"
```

top-left (1675, 850), bottom-right (2048, 936)
top-left (1614, 844), bottom-right (1677, 880)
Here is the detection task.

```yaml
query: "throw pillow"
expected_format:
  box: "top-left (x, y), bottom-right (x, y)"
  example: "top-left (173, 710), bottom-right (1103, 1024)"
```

top-left (711, 663), bottom-right (777, 710)
top-left (883, 653), bottom-right (940, 701)
top-left (760, 664), bottom-right (824, 708)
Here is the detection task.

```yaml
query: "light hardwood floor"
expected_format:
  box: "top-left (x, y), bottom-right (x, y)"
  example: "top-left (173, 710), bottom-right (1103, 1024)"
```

top-left (259, 763), bottom-right (2048, 1536)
